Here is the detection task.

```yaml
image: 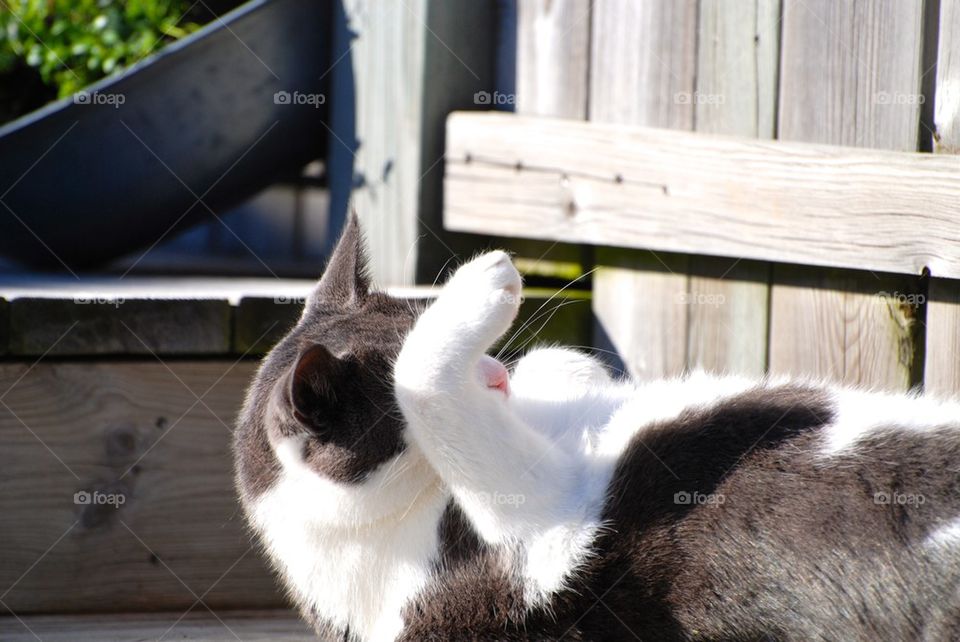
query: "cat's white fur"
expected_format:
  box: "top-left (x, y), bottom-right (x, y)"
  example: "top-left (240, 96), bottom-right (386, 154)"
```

top-left (249, 250), bottom-right (960, 641)
top-left (820, 387), bottom-right (960, 456)
top-left (252, 440), bottom-right (448, 640)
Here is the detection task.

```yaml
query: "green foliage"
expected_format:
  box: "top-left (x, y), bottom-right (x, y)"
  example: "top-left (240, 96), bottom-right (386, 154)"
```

top-left (0, 0), bottom-right (201, 98)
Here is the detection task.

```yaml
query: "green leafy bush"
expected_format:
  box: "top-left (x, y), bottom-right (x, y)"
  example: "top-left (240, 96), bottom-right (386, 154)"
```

top-left (0, 0), bottom-right (203, 99)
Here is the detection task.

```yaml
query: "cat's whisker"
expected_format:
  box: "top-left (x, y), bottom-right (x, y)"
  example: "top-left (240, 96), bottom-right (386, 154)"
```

top-left (401, 233), bottom-right (425, 287)
top-left (494, 269), bottom-right (596, 360)
top-left (496, 299), bottom-right (586, 362)
top-left (495, 299), bottom-right (574, 362)
top-left (432, 254), bottom-right (460, 288)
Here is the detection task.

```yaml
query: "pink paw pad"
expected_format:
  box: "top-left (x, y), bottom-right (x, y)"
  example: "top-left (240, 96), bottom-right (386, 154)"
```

top-left (478, 355), bottom-right (510, 396)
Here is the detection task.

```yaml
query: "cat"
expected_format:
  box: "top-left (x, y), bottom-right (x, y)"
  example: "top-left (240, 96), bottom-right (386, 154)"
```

top-left (234, 213), bottom-right (960, 641)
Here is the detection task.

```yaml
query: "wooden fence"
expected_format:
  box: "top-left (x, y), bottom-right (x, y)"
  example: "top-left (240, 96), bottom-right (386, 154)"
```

top-left (445, 0), bottom-right (960, 395)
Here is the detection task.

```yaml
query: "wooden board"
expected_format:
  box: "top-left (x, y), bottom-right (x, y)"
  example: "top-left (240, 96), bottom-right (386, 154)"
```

top-left (695, 0), bottom-right (780, 139)
top-left (516, 0), bottom-right (592, 119)
top-left (0, 610), bottom-right (312, 642)
top-left (935, 0), bottom-right (960, 154)
top-left (326, 0), bottom-right (495, 286)
top-left (592, 250), bottom-right (689, 379)
top-left (768, 266), bottom-right (922, 387)
top-left (327, 0), bottom-right (429, 285)
top-left (588, 0), bottom-right (696, 380)
top-left (770, 0), bottom-right (926, 390)
top-left (497, 0), bottom-right (592, 310)
top-left (589, 0), bottom-right (697, 128)
top-left (444, 111), bottom-right (960, 279)
top-left (686, 258), bottom-right (770, 376)
top-left (778, 0), bottom-right (925, 150)
top-left (0, 276), bottom-right (317, 357)
top-left (687, 0), bottom-right (779, 376)
top-left (925, 0), bottom-right (960, 395)
top-left (7, 298), bottom-right (231, 357)
top-left (926, 278), bottom-right (960, 395)
top-left (0, 362), bottom-right (284, 614)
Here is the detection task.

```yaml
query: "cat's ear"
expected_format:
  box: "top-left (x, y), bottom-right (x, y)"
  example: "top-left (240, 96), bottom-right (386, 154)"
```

top-left (314, 210), bottom-right (370, 303)
top-left (290, 344), bottom-right (343, 427)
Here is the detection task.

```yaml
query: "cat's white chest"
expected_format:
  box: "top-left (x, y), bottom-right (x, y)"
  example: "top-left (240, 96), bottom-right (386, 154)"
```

top-left (250, 470), bottom-right (448, 641)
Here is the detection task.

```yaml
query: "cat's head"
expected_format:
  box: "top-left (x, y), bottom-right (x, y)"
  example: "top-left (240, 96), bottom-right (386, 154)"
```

top-left (234, 213), bottom-right (438, 526)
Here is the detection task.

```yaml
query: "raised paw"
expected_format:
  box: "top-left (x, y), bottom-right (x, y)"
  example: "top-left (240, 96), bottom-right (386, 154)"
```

top-left (438, 251), bottom-right (523, 347)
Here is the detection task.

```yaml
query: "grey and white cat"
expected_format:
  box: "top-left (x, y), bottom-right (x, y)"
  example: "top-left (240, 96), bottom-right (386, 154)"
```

top-left (234, 214), bottom-right (960, 641)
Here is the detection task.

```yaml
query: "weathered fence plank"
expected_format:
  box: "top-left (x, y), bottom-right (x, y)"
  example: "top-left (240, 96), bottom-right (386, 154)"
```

top-left (445, 112), bottom-right (960, 278)
top-left (770, 0), bottom-right (926, 390)
top-left (1, 611), bottom-right (312, 642)
top-left (926, 279), bottom-right (960, 394)
top-left (517, 0), bottom-right (591, 119)
top-left (327, 0), bottom-right (495, 286)
top-left (687, 0), bottom-right (779, 377)
top-left (687, 258), bottom-right (770, 377)
top-left (0, 362), bottom-right (281, 614)
top-left (593, 250), bottom-right (690, 379)
top-left (502, 0), bottom-right (593, 294)
top-left (588, 0), bottom-right (697, 379)
top-left (7, 298), bottom-right (231, 356)
top-left (589, 0), bottom-right (697, 129)
top-left (925, 0), bottom-right (960, 396)
top-left (778, 0), bottom-right (926, 149)
top-left (695, 0), bottom-right (780, 138)
top-left (935, 0), bottom-right (960, 154)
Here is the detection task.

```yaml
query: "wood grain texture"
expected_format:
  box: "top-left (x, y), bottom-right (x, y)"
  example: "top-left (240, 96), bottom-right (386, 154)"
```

top-left (926, 278), bottom-right (960, 395)
top-left (234, 297), bottom-right (308, 355)
top-left (327, 0), bottom-right (428, 286)
top-left (327, 0), bottom-right (495, 286)
top-left (588, 0), bottom-right (696, 379)
top-left (8, 298), bottom-right (231, 357)
top-left (445, 112), bottom-right (960, 278)
top-left (779, 0), bottom-right (925, 150)
top-left (589, 0), bottom-right (697, 128)
top-left (503, 0), bottom-right (592, 313)
top-left (686, 258), bottom-right (770, 376)
top-left (516, 0), bottom-right (592, 119)
top-left (0, 362), bottom-right (284, 614)
top-left (696, 0), bottom-right (780, 138)
top-left (768, 267), bottom-right (922, 388)
top-left (0, 610), bottom-right (312, 641)
top-left (688, 0), bottom-right (780, 376)
top-left (771, 0), bottom-right (926, 390)
top-left (935, 0), bottom-right (960, 153)
top-left (925, 0), bottom-right (960, 395)
top-left (592, 250), bottom-right (689, 380)
top-left (0, 276), bottom-right (319, 357)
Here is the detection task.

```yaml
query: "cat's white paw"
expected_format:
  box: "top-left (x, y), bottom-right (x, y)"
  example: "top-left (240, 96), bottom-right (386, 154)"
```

top-left (440, 251), bottom-right (522, 345)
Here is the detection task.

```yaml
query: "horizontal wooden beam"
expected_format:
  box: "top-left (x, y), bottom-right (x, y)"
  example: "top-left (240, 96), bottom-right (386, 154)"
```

top-left (444, 112), bottom-right (960, 278)
top-left (0, 610), bottom-right (311, 641)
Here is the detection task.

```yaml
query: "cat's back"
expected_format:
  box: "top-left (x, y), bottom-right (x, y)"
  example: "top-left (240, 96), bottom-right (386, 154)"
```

top-left (589, 375), bottom-right (960, 640)
top-left (498, 363), bottom-right (960, 639)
